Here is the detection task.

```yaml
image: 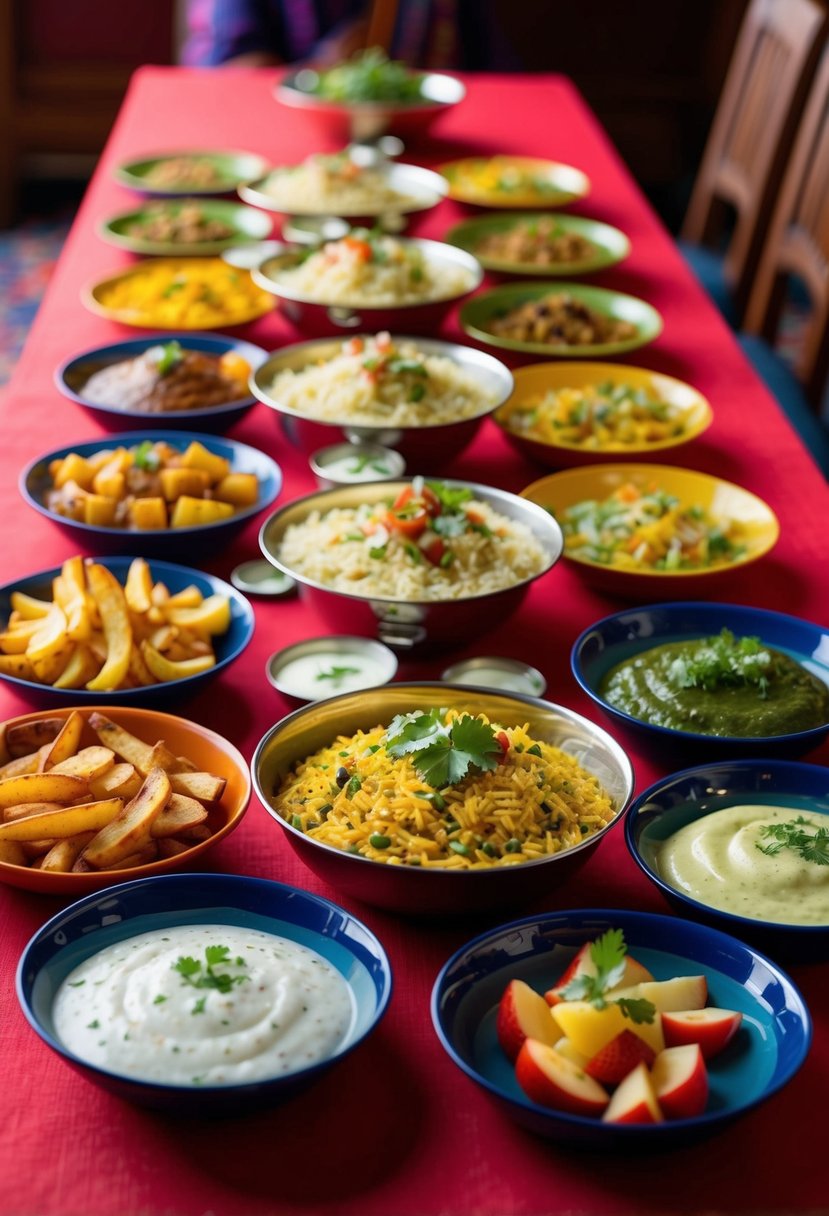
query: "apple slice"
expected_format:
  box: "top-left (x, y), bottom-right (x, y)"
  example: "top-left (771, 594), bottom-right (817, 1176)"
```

top-left (496, 979), bottom-right (560, 1062)
top-left (652, 1045), bottom-right (708, 1119)
top-left (611, 975), bottom-right (708, 1013)
top-left (515, 1039), bottom-right (609, 1116)
top-left (545, 949), bottom-right (654, 1006)
top-left (661, 1007), bottom-right (743, 1059)
top-left (554, 1037), bottom-right (590, 1068)
top-left (602, 1062), bottom-right (663, 1124)
top-left (585, 1029), bottom-right (656, 1085)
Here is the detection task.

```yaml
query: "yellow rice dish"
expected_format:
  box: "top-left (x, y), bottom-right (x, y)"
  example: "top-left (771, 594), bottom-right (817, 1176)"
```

top-left (271, 708), bottom-right (616, 869)
top-left (88, 259), bottom-right (274, 329)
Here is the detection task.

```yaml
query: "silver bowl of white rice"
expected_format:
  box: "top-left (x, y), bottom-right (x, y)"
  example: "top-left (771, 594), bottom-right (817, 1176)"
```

top-left (251, 234), bottom-right (483, 336)
top-left (250, 333), bottom-right (513, 464)
top-left (258, 477), bottom-right (564, 652)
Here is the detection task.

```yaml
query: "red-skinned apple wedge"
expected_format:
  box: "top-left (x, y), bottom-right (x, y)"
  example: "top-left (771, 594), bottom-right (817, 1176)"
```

top-left (602, 1062), bottom-right (663, 1124)
top-left (515, 1039), bottom-right (610, 1116)
top-left (544, 950), bottom-right (654, 1006)
top-left (610, 975), bottom-right (708, 1013)
top-left (585, 1029), bottom-right (656, 1085)
top-left (661, 1007), bottom-right (743, 1059)
top-left (651, 1045), bottom-right (708, 1119)
top-left (496, 979), bottom-right (560, 1062)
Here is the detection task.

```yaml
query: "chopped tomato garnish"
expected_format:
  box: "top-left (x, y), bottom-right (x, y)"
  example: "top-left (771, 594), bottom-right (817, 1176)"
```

top-left (392, 486), bottom-right (415, 511)
top-left (375, 331), bottom-right (392, 352)
top-left (344, 337), bottom-right (364, 356)
top-left (385, 506), bottom-right (428, 538)
top-left (466, 509), bottom-right (485, 525)
top-left (422, 485), bottom-right (442, 517)
top-left (422, 537), bottom-right (445, 565)
top-left (495, 731), bottom-right (511, 761)
top-left (342, 236), bottom-right (373, 262)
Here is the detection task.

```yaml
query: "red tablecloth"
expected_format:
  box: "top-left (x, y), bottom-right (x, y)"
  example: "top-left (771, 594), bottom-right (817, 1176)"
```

top-left (1, 68), bottom-right (827, 1216)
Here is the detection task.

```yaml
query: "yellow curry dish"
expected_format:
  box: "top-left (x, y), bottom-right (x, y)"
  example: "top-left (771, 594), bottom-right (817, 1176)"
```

top-left (85, 259), bottom-right (275, 329)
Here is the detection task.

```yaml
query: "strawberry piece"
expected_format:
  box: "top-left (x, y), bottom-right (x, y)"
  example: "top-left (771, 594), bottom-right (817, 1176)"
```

top-left (585, 1029), bottom-right (656, 1085)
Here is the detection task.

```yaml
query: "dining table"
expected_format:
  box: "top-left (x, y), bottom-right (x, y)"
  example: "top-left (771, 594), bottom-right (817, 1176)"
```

top-left (1, 65), bottom-right (828, 1216)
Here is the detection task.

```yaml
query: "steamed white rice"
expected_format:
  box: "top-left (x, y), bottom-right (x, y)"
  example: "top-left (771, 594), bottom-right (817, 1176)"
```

top-left (272, 233), bottom-right (473, 306)
top-left (261, 155), bottom-right (419, 214)
top-left (277, 493), bottom-right (548, 600)
top-left (269, 335), bottom-right (496, 426)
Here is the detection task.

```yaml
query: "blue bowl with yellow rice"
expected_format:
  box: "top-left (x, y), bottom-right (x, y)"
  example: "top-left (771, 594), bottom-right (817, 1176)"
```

top-left (251, 683), bottom-right (634, 915)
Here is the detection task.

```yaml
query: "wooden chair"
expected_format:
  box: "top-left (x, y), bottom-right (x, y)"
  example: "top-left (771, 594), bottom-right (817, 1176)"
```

top-left (681, 0), bottom-right (827, 324)
top-left (743, 41), bottom-right (829, 407)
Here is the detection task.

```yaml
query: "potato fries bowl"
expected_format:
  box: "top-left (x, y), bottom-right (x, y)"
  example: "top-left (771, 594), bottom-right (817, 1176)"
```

top-left (0, 556), bottom-right (254, 705)
top-left (0, 706), bottom-right (250, 893)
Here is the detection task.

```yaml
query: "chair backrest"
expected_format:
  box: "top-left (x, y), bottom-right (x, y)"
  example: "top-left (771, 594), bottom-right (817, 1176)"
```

top-left (744, 42), bottom-right (829, 407)
top-left (681, 0), bottom-right (827, 317)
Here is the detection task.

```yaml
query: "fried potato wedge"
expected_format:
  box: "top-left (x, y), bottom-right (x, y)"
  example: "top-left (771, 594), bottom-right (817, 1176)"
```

top-left (0, 772), bottom-right (88, 809)
top-left (40, 833), bottom-right (97, 873)
top-left (0, 749), bottom-right (49, 779)
top-left (41, 711), bottom-right (84, 770)
top-left (140, 642), bottom-right (215, 682)
top-left (166, 594), bottom-right (230, 635)
top-left (151, 793), bottom-right (208, 838)
top-left (0, 655), bottom-right (35, 679)
top-left (84, 564), bottom-right (132, 691)
top-left (3, 801), bottom-right (66, 823)
top-left (50, 745), bottom-right (115, 782)
top-left (89, 762), bottom-right (142, 802)
top-left (169, 771), bottom-right (227, 802)
top-left (0, 797), bottom-right (123, 841)
top-left (80, 766), bottom-right (171, 868)
top-left (89, 713), bottom-right (157, 773)
top-left (0, 839), bottom-right (27, 865)
top-left (53, 644), bottom-right (100, 690)
top-left (5, 717), bottom-right (65, 758)
top-left (124, 557), bottom-right (154, 615)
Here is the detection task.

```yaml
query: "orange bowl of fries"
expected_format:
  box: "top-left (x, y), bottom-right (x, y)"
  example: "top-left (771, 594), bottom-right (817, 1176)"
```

top-left (0, 555), bottom-right (254, 704)
top-left (0, 705), bottom-right (250, 893)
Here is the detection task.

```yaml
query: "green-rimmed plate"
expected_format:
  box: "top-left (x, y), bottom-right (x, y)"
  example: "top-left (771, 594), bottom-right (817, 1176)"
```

top-left (438, 157), bottom-right (589, 209)
top-left (460, 282), bottom-right (663, 358)
top-left (99, 198), bottom-right (273, 256)
top-left (445, 212), bottom-right (630, 277)
top-left (115, 150), bottom-right (271, 197)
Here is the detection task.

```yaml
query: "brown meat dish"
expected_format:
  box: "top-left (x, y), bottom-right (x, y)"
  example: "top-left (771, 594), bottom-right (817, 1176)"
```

top-left (82, 349), bottom-right (249, 414)
top-left (127, 203), bottom-right (236, 245)
top-left (142, 157), bottom-right (227, 190)
top-left (489, 293), bottom-right (637, 346)
top-left (476, 218), bottom-right (596, 266)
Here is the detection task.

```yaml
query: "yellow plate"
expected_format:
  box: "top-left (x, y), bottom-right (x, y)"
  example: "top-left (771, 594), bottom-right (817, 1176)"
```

top-left (521, 463), bottom-right (779, 597)
top-left (84, 258), bottom-right (275, 329)
top-left (439, 156), bottom-right (590, 209)
top-left (496, 362), bottom-right (713, 468)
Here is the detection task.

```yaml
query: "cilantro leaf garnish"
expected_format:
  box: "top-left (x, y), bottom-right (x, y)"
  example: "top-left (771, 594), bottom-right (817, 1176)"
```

top-left (155, 340), bottom-right (184, 374)
top-left (132, 440), bottom-right (161, 472)
top-left (315, 665), bottom-right (361, 683)
top-left (173, 945), bottom-right (250, 995)
top-left (668, 629), bottom-right (774, 697)
top-left (560, 929), bottom-right (656, 1024)
top-left (756, 816), bottom-right (829, 865)
top-left (385, 710), bottom-right (501, 788)
top-left (426, 481), bottom-right (474, 511)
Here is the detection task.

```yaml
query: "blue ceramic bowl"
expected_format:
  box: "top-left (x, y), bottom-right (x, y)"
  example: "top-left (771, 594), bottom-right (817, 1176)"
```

top-left (55, 333), bottom-right (269, 432)
top-left (17, 872), bottom-right (392, 1114)
top-left (0, 556), bottom-right (254, 706)
top-left (626, 759), bottom-right (829, 957)
top-left (571, 602), bottom-right (829, 759)
top-left (20, 431), bottom-right (281, 558)
top-left (431, 908), bottom-right (811, 1148)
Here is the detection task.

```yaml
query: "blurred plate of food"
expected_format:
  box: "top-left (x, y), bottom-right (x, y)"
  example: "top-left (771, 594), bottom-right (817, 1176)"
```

top-left (446, 212), bottom-right (629, 276)
top-left (84, 259), bottom-right (275, 330)
top-left (439, 157), bottom-right (590, 209)
top-left (21, 431), bottom-right (281, 557)
top-left (461, 282), bottom-right (662, 358)
top-left (56, 333), bottom-right (267, 431)
top-left (115, 150), bottom-right (270, 196)
top-left (495, 362), bottom-right (712, 467)
top-left (99, 198), bottom-right (272, 257)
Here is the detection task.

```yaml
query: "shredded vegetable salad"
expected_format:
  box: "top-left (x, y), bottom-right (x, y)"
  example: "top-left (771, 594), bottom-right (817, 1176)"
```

top-left (559, 481), bottom-right (748, 571)
top-left (506, 381), bottom-right (695, 450)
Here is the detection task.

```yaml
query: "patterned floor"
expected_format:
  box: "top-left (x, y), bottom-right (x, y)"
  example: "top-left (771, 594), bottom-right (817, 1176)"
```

top-left (0, 207), bottom-right (75, 385)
